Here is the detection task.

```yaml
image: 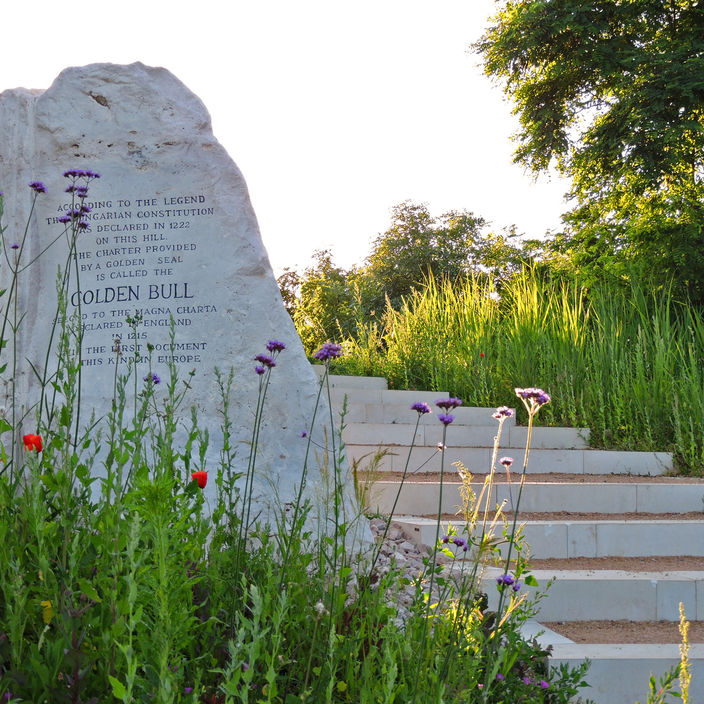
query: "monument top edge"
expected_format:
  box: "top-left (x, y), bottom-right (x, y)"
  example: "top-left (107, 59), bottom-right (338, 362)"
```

top-left (0, 62), bottom-right (186, 99)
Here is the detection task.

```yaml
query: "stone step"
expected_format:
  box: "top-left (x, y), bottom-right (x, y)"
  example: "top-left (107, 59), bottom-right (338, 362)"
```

top-left (329, 387), bottom-right (450, 406)
top-left (312, 368), bottom-right (389, 390)
top-left (343, 421), bottom-right (588, 448)
top-left (551, 643), bottom-right (704, 704)
top-left (479, 566), bottom-right (704, 622)
top-left (348, 444), bottom-right (672, 475)
top-left (365, 480), bottom-right (704, 515)
top-left (392, 517), bottom-right (704, 558)
top-left (337, 403), bottom-right (519, 426)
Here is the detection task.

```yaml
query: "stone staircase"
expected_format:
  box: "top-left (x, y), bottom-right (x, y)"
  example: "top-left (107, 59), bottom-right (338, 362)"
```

top-left (321, 370), bottom-right (704, 704)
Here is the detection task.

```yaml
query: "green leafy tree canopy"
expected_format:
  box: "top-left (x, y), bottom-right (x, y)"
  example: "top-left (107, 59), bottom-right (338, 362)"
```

top-left (476, 0), bottom-right (704, 301)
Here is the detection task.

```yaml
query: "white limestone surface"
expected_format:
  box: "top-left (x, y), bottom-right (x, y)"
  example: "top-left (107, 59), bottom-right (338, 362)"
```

top-left (0, 63), bottom-right (360, 535)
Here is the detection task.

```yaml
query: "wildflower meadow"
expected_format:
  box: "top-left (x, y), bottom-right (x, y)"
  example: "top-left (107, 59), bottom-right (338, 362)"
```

top-left (3, 173), bottom-right (678, 703)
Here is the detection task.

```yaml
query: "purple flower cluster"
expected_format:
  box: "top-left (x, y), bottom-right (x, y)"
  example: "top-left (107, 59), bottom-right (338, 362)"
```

top-left (313, 342), bottom-right (343, 361)
top-left (63, 168), bottom-right (101, 180)
top-left (253, 340), bottom-right (286, 375)
top-left (58, 205), bottom-right (92, 230)
top-left (410, 401), bottom-right (431, 415)
top-left (28, 180), bottom-right (47, 194)
top-left (436, 397), bottom-right (462, 410)
top-left (496, 573), bottom-right (521, 592)
top-left (143, 372), bottom-right (161, 385)
top-left (254, 353), bottom-right (276, 369)
top-left (65, 184), bottom-right (89, 198)
top-left (441, 534), bottom-right (469, 552)
top-left (56, 169), bottom-right (101, 232)
top-left (521, 676), bottom-right (549, 689)
top-left (492, 405), bottom-right (514, 420)
top-left (435, 397), bottom-right (461, 426)
top-left (515, 387), bottom-right (551, 406)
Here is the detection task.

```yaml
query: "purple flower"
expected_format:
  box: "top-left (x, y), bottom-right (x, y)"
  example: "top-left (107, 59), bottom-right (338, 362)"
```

top-left (76, 221), bottom-right (90, 230)
top-left (540, 680), bottom-right (549, 689)
top-left (254, 365), bottom-right (266, 375)
top-left (184, 687), bottom-right (193, 694)
top-left (144, 373), bottom-right (160, 385)
top-left (436, 397), bottom-right (462, 410)
top-left (496, 573), bottom-right (515, 586)
top-left (29, 180), bottom-right (46, 193)
top-left (411, 402), bottom-right (431, 415)
top-left (300, 430), bottom-right (308, 438)
top-left (313, 342), bottom-right (343, 361)
top-left (437, 413), bottom-right (454, 426)
top-left (57, 215), bottom-right (71, 224)
top-left (492, 406), bottom-right (514, 419)
top-left (2, 693), bottom-right (13, 702)
top-left (499, 456), bottom-right (514, 467)
top-left (451, 537), bottom-right (468, 551)
top-left (266, 339), bottom-right (286, 353)
top-left (10, 243), bottom-right (19, 250)
top-left (523, 676), bottom-right (533, 685)
top-left (512, 581), bottom-right (521, 592)
top-left (496, 673), bottom-right (505, 681)
top-left (254, 353), bottom-right (276, 368)
top-left (63, 168), bottom-right (100, 180)
top-left (515, 387), bottom-right (551, 406)
top-left (441, 535), bottom-right (450, 544)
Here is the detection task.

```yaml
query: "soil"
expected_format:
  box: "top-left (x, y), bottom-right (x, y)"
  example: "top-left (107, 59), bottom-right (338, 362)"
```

top-left (427, 511), bottom-right (704, 521)
top-left (364, 471), bottom-right (704, 484)
top-left (542, 620), bottom-right (704, 644)
top-left (528, 555), bottom-right (704, 571)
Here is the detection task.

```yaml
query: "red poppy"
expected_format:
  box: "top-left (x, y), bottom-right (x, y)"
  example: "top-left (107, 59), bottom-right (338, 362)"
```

top-left (23, 434), bottom-right (43, 452)
top-left (191, 471), bottom-right (207, 489)
top-left (480, 352), bottom-right (485, 358)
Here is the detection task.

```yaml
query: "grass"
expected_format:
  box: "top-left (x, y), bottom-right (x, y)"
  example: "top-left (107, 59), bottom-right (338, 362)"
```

top-left (0, 177), bottom-right (594, 702)
top-left (330, 270), bottom-right (704, 475)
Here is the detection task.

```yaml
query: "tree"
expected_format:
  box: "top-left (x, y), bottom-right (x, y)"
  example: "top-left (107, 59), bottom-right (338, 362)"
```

top-left (278, 249), bottom-right (360, 353)
top-left (362, 201), bottom-right (491, 311)
top-left (278, 204), bottom-right (538, 352)
top-left (475, 0), bottom-right (704, 301)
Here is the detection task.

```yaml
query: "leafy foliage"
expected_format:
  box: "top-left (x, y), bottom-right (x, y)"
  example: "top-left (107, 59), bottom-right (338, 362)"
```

top-left (278, 202), bottom-right (534, 353)
top-left (475, 0), bottom-right (704, 302)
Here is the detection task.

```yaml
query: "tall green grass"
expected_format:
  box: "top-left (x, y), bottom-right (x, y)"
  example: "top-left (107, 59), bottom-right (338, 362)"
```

top-left (334, 270), bottom-right (704, 475)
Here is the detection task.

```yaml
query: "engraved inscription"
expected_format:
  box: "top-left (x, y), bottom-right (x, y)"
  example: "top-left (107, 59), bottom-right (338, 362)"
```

top-left (46, 192), bottom-right (217, 368)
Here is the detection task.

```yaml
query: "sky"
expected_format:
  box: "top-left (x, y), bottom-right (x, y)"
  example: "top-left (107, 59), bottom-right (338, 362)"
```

top-left (1, 0), bottom-right (571, 276)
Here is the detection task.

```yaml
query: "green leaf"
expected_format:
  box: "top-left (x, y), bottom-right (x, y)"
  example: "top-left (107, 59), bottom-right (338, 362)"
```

top-left (108, 675), bottom-right (127, 700)
top-left (77, 579), bottom-right (102, 603)
top-left (524, 575), bottom-right (539, 587)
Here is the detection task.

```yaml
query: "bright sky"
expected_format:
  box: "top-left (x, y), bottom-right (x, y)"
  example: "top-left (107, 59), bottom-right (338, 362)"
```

top-left (2, 0), bottom-right (570, 276)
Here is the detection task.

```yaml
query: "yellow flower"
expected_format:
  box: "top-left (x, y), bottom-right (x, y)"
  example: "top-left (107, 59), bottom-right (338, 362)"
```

top-left (41, 600), bottom-right (54, 624)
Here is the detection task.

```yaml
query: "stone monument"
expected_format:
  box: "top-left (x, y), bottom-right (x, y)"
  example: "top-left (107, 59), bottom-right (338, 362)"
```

top-left (0, 63), bottom-right (358, 532)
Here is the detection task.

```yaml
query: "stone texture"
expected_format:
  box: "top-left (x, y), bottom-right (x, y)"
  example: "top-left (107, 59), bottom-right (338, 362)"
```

top-left (0, 63), bottom-right (360, 532)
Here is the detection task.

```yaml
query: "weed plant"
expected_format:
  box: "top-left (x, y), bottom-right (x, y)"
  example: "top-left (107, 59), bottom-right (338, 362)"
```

top-left (332, 271), bottom-right (704, 474)
top-left (0, 178), bottom-right (592, 702)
